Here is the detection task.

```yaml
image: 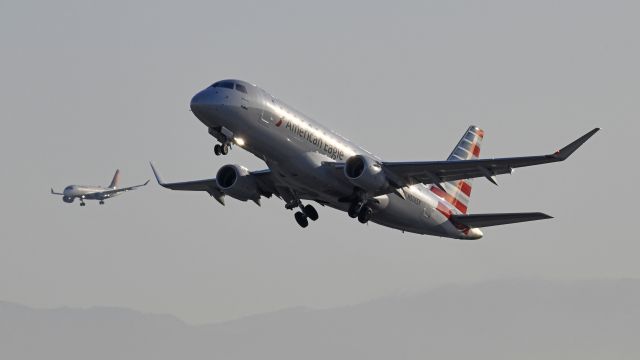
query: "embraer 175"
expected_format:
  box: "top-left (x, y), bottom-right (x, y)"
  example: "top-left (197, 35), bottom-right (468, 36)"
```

top-left (51, 170), bottom-right (149, 206)
top-left (151, 79), bottom-right (598, 239)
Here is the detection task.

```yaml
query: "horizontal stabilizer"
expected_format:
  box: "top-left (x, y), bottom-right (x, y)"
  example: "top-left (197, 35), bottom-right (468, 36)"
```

top-left (450, 212), bottom-right (552, 228)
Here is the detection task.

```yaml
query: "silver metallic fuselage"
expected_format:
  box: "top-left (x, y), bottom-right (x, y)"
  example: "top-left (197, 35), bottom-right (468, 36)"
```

top-left (62, 185), bottom-right (120, 201)
top-left (190, 80), bottom-right (482, 239)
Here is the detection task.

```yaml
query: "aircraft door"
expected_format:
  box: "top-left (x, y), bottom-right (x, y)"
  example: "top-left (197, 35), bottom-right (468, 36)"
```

top-left (258, 95), bottom-right (278, 129)
top-left (260, 109), bottom-right (274, 127)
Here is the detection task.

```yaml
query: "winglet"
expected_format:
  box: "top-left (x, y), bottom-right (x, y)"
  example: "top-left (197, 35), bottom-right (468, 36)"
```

top-left (149, 162), bottom-right (165, 186)
top-left (50, 187), bottom-right (65, 195)
top-left (130, 179), bottom-right (150, 189)
top-left (553, 128), bottom-right (600, 160)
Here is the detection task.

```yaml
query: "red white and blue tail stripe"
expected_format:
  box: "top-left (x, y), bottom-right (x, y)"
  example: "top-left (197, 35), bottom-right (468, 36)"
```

top-left (430, 126), bottom-right (484, 214)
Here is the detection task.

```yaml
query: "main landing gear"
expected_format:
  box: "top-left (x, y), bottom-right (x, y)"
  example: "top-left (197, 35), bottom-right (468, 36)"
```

top-left (79, 201), bottom-right (86, 207)
top-left (348, 201), bottom-right (373, 224)
top-left (99, 200), bottom-right (105, 205)
top-left (290, 202), bottom-right (319, 228)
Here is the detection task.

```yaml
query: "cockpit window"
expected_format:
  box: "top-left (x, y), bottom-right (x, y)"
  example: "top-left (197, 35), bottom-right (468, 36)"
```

top-left (212, 81), bottom-right (234, 89)
top-left (235, 84), bottom-right (247, 94)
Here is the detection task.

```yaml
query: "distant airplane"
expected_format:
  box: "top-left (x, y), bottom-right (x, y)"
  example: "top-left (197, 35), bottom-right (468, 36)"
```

top-left (151, 79), bottom-right (598, 239)
top-left (51, 169), bottom-right (149, 206)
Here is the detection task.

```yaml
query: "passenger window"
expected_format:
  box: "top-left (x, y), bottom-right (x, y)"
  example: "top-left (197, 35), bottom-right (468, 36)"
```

top-left (235, 84), bottom-right (248, 94)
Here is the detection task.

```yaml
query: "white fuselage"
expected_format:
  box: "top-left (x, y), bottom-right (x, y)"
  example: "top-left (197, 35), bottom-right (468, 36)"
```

top-left (190, 80), bottom-right (482, 239)
top-left (62, 185), bottom-right (118, 201)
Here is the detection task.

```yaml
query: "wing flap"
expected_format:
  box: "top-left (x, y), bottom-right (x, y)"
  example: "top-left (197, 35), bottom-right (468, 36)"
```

top-left (450, 212), bottom-right (553, 228)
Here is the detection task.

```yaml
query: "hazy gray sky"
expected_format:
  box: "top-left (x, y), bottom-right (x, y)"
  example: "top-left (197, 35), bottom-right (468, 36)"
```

top-left (0, 0), bottom-right (638, 323)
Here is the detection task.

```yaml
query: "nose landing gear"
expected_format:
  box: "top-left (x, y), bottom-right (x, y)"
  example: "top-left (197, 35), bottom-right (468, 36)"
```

top-left (214, 143), bottom-right (230, 156)
top-left (209, 127), bottom-right (233, 156)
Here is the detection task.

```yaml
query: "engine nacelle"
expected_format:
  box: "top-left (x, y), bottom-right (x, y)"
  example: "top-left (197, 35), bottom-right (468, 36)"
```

top-left (216, 164), bottom-right (260, 202)
top-left (344, 155), bottom-right (389, 193)
top-left (62, 196), bottom-right (74, 203)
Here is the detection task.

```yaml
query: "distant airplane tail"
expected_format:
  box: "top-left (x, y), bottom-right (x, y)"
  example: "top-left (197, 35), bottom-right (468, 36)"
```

top-left (429, 126), bottom-right (484, 214)
top-left (108, 169), bottom-right (121, 189)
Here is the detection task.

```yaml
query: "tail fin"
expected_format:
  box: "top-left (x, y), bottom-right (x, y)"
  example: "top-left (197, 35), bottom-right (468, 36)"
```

top-left (108, 169), bottom-right (120, 189)
top-left (429, 126), bottom-right (484, 214)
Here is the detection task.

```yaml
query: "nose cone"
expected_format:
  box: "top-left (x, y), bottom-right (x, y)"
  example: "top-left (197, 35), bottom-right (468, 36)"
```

top-left (190, 89), bottom-right (211, 113)
top-left (190, 86), bottom-right (234, 127)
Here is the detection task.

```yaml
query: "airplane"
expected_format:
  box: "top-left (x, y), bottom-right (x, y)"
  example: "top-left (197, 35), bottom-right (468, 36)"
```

top-left (51, 169), bottom-right (149, 206)
top-left (150, 79), bottom-right (598, 239)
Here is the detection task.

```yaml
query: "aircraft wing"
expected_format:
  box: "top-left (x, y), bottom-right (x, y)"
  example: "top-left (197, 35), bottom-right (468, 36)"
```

top-left (149, 162), bottom-right (275, 205)
top-left (97, 180), bottom-right (150, 196)
top-left (381, 128), bottom-right (599, 189)
top-left (51, 188), bottom-right (64, 195)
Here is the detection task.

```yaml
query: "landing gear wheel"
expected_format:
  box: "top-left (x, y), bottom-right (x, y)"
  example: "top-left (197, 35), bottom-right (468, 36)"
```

top-left (80, 202), bottom-right (86, 207)
top-left (99, 200), bottom-right (104, 205)
top-left (348, 202), bottom-right (361, 218)
top-left (303, 205), bottom-right (319, 221)
top-left (214, 144), bottom-right (222, 156)
top-left (221, 143), bottom-right (230, 155)
top-left (358, 206), bottom-right (372, 224)
top-left (294, 211), bottom-right (309, 228)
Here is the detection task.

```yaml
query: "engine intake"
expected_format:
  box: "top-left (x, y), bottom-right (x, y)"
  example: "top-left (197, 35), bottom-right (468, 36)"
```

top-left (216, 164), bottom-right (260, 202)
top-left (344, 155), bottom-right (388, 193)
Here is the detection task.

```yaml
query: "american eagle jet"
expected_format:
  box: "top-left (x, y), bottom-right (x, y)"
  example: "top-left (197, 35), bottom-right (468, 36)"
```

top-left (151, 79), bottom-right (598, 239)
top-left (52, 169), bottom-right (149, 206)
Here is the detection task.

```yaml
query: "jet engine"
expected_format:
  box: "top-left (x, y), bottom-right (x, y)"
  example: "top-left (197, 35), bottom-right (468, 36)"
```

top-left (216, 164), bottom-right (260, 202)
top-left (344, 155), bottom-right (389, 193)
top-left (62, 196), bottom-right (74, 203)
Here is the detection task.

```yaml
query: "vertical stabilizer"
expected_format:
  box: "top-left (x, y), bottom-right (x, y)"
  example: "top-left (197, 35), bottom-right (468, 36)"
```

top-left (108, 169), bottom-right (121, 189)
top-left (429, 126), bottom-right (484, 214)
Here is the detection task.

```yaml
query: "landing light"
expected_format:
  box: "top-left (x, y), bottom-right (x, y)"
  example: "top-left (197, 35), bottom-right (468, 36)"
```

top-left (234, 137), bottom-right (246, 146)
